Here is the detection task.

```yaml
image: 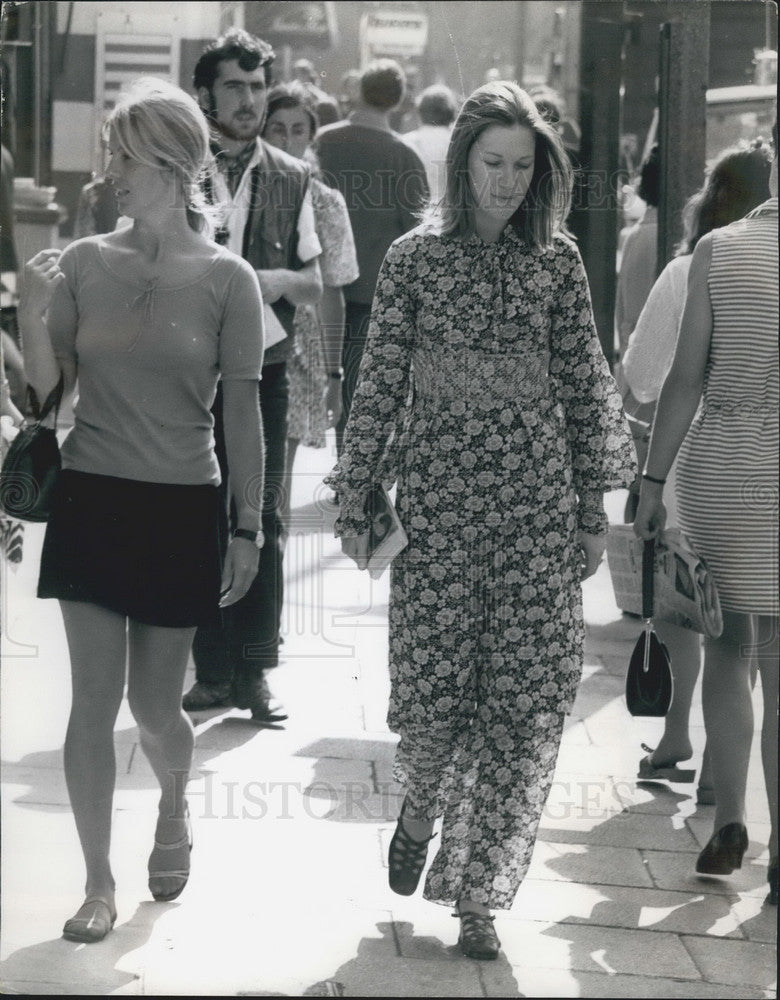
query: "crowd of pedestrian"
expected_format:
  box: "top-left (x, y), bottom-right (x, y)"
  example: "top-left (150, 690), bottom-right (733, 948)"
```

top-left (2, 24), bottom-right (777, 961)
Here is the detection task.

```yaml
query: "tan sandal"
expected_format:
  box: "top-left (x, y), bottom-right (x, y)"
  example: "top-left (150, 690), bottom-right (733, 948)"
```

top-left (62, 896), bottom-right (117, 943)
top-left (148, 804), bottom-right (192, 902)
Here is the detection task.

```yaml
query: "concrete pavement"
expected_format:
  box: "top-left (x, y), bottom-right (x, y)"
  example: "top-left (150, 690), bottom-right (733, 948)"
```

top-left (1, 436), bottom-right (776, 997)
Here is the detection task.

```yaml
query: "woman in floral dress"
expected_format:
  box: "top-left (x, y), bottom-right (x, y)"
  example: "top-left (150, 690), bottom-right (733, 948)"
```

top-left (261, 84), bottom-right (358, 523)
top-left (326, 81), bottom-right (635, 959)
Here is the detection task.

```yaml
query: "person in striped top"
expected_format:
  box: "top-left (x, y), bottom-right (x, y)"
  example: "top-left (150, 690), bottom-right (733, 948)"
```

top-left (635, 136), bottom-right (778, 905)
top-left (624, 139), bottom-right (773, 803)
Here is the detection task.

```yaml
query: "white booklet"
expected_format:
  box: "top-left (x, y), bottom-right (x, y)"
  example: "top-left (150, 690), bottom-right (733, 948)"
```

top-left (365, 484), bottom-right (408, 580)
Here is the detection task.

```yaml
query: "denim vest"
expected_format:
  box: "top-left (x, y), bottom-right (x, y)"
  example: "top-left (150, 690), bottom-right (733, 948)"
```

top-left (242, 142), bottom-right (310, 366)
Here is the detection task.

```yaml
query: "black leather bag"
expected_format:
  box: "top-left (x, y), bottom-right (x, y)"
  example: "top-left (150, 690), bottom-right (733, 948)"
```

top-left (0, 377), bottom-right (63, 522)
top-left (625, 538), bottom-right (673, 717)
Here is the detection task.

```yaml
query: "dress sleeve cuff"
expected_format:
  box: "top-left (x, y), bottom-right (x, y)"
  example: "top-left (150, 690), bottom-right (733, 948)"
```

top-left (577, 491), bottom-right (608, 534)
top-left (323, 469), bottom-right (371, 538)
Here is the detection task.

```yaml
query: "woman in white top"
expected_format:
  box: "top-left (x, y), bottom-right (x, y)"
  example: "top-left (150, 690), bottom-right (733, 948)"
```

top-left (402, 84), bottom-right (458, 204)
top-left (623, 139), bottom-right (772, 798)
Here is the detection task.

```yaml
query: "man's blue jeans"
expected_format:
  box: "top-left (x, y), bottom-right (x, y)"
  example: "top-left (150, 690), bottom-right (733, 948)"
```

top-left (192, 362), bottom-right (288, 685)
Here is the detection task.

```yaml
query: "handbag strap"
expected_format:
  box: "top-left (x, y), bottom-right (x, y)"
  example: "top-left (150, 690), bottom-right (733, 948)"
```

top-left (642, 538), bottom-right (655, 620)
top-left (27, 374), bottom-right (64, 425)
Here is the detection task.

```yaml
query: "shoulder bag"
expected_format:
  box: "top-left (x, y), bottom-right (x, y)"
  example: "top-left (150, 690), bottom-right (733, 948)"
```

top-left (0, 376), bottom-right (63, 522)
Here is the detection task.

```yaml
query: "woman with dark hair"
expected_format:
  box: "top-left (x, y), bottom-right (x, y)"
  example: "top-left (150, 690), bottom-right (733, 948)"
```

top-left (261, 82), bottom-right (358, 522)
top-left (634, 137), bottom-right (777, 904)
top-left (326, 81), bottom-right (634, 958)
top-left (623, 138), bottom-right (773, 802)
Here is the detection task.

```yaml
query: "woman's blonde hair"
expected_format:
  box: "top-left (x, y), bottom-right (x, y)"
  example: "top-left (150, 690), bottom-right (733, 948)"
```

top-left (421, 80), bottom-right (573, 248)
top-left (103, 77), bottom-right (216, 235)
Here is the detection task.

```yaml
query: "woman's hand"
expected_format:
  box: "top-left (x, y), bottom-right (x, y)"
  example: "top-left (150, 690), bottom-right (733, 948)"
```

top-left (578, 530), bottom-right (606, 581)
top-left (219, 536), bottom-right (261, 607)
top-left (325, 379), bottom-right (343, 427)
top-left (633, 483), bottom-right (667, 540)
top-left (342, 531), bottom-right (370, 571)
top-left (20, 249), bottom-right (65, 316)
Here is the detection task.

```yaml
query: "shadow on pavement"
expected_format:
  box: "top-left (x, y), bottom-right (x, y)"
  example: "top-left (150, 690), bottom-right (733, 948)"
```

top-left (0, 901), bottom-right (164, 996)
top-left (305, 920), bottom-right (526, 998)
top-left (537, 783), bottom-right (777, 994)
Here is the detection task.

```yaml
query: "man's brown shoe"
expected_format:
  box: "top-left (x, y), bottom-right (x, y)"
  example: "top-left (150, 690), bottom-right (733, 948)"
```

top-left (233, 674), bottom-right (288, 721)
top-left (182, 681), bottom-right (232, 712)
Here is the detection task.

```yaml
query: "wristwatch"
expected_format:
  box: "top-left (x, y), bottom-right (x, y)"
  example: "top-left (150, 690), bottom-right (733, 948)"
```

top-left (232, 527), bottom-right (264, 549)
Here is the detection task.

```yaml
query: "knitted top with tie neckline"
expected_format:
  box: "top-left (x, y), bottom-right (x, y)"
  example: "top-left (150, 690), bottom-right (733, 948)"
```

top-left (44, 235), bottom-right (264, 486)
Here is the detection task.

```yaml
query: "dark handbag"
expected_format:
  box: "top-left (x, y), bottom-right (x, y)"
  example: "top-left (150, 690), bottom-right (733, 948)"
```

top-left (625, 538), bottom-right (673, 716)
top-left (0, 376), bottom-right (63, 522)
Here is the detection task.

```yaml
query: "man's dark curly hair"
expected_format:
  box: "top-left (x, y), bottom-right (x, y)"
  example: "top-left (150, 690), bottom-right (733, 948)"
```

top-left (193, 28), bottom-right (275, 92)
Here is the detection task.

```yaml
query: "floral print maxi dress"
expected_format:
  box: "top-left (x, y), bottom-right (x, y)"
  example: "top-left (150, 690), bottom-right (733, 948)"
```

top-left (326, 225), bottom-right (635, 908)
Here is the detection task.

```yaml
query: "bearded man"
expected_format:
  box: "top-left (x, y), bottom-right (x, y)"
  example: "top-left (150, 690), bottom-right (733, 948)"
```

top-left (182, 29), bottom-right (322, 722)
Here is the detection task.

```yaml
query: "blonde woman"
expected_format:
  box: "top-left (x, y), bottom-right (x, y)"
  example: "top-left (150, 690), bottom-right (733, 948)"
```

top-left (19, 78), bottom-right (265, 942)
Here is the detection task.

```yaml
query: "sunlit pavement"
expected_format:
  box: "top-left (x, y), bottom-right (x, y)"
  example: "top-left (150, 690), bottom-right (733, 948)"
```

top-left (1, 434), bottom-right (776, 997)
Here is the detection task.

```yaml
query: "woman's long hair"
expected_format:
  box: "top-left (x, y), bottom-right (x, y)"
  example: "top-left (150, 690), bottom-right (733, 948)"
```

top-left (421, 81), bottom-right (573, 248)
top-left (676, 137), bottom-right (773, 256)
top-left (103, 77), bottom-right (217, 235)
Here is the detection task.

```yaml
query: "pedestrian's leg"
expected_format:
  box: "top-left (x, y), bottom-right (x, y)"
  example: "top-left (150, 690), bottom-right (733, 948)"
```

top-left (59, 600), bottom-right (127, 932)
top-left (126, 620), bottom-right (196, 901)
top-left (648, 621), bottom-right (702, 765)
top-left (425, 706), bottom-right (565, 909)
top-left (701, 611), bottom-right (755, 832)
top-left (283, 436), bottom-right (299, 532)
top-left (386, 591), bottom-right (478, 893)
top-left (230, 364), bottom-right (288, 718)
top-left (755, 614), bottom-right (778, 865)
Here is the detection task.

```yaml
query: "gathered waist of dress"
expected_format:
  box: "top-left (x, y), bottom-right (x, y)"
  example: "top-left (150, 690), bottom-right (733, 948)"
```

top-left (412, 347), bottom-right (552, 407)
top-left (699, 397), bottom-right (779, 416)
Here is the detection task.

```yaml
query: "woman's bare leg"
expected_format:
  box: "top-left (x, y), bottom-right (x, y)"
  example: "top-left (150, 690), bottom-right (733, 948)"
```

top-left (702, 611), bottom-right (755, 831)
top-left (60, 601), bottom-right (127, 906)
top-left (649, 621), bottom-right (702, 764)
top-left (755, 614), bottom-right (778, 859)
top-left (126, 621), bottom-right (195, 899)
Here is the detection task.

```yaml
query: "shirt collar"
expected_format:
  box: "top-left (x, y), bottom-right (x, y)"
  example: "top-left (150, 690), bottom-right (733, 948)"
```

top-left (348, 108), bottom-right (392, 133)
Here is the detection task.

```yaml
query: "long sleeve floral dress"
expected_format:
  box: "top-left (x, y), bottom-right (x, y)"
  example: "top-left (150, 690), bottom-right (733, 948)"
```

top-left (326, 224), bottom-right (635, 908)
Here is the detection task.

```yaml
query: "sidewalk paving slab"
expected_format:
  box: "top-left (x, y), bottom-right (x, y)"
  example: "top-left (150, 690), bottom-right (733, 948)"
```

top-left (682, 934), bottom-right (778, 990)
top-left (483, 966), bottom-right (775, 999)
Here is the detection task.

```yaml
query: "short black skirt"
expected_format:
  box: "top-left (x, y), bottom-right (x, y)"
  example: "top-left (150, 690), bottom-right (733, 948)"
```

top-left (38, 470), bottom-right (222, 628)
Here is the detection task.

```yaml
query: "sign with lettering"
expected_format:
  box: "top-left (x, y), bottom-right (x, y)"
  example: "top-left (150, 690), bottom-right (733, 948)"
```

top-left (359, 9), bottom-right (429, 63)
